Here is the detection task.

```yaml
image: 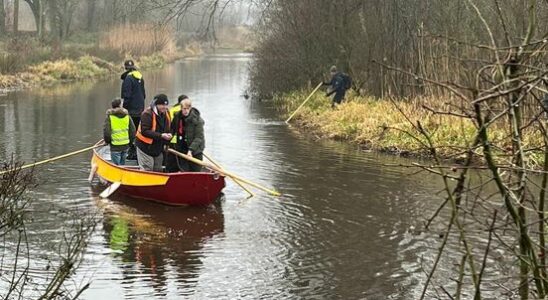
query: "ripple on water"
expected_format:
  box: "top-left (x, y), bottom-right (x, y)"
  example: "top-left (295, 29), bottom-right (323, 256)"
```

top-left (0, 53), bottom-right (469, 299)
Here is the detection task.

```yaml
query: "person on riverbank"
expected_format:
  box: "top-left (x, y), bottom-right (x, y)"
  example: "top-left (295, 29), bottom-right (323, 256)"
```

top-left (323, 65), bottom-right (351, 109)
top-left (103, 98), bottom-right (136, 166)
top-left (170, 97), bottom-right (205, 172)
top-left (121, 59), bottom-right (146, 160)
top-left (135, 94), bottom-right (172, 172)
top-left (165, 94), bottom-right (188, 172)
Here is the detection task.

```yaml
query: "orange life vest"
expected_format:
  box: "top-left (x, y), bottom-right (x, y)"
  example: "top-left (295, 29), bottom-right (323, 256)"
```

top-left (135, 110), bottom-right (171, 144)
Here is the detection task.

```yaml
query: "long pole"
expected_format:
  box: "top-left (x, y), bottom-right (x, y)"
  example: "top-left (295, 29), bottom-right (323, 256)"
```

top-left (168, 149), bottom-right (281, 197)
top-left (0, 143), bottom-right (104, 175)
top-left (285, 82), bottom-right (323, 124)
top-left (203, 152), bottom-right (255, 198)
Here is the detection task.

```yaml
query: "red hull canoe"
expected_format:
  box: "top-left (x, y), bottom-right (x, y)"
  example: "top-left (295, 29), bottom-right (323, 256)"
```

top-left (91, 144), bottom-right (225, 206)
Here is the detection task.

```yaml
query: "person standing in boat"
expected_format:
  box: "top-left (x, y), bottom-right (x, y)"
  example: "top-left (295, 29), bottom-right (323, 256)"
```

top-left (165, 94), bottom-right (188, 172)
top-left (170, 97), bottom-right (205, 172)
top-left (103, 98), bottom-right (136, 166)
top-left (135, 94), bottom-right (172, 172)
top-left (121, 59), bottom-right (146, 160)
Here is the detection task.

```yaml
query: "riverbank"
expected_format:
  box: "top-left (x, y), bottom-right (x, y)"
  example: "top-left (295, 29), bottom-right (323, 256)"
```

top-left (277, 90), bottom-right (545, 166)
top-left (0, 48), bottom-right (200, 93)
top-left (0, 28), bottom-right (206, 93)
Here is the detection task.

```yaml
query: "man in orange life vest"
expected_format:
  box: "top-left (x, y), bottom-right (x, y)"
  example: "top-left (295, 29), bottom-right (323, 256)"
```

top-left (135, 94), bottom-right (172, 172)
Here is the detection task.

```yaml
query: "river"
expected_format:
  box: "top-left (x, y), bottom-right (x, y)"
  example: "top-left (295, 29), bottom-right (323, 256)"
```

top-left (0, 53), bottom-right (456, 299)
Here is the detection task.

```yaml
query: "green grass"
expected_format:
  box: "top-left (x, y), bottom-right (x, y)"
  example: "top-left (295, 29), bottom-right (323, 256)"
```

top-left (277, 90), bottom-right (547, 167)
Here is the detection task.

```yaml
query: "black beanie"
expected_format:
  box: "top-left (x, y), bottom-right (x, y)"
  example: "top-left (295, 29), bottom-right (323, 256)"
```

top-left (153, 94), bottom-right (169, 106)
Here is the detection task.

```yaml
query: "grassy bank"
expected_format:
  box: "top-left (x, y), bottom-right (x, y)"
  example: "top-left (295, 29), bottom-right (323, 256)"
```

top-left (0, 25), bottom-right (203, 91)
top-left (277, 90), bottom-right (546, 166)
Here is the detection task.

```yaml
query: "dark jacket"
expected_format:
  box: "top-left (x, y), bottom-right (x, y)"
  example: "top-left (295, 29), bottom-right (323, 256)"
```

top-left (121, 70), bottom-right (146, 117)
top-left (103, 107), bottom-right (136, 152)
top-left (171, 107), bottom-right (205, 155)
top-left (324, 72), bottom-right (346, 96)
top-left (135, 107), bottom-right (171, 157)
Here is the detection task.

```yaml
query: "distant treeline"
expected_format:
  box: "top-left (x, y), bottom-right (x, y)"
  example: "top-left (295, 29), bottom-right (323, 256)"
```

top-left (249, 0), bottom-right (548, 98)
top-left (0, 0), bottom-right (251, 42)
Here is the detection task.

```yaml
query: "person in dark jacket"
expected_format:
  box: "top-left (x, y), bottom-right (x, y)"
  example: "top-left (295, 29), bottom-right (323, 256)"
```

top-left (323, 65), bottom-right (347, 108)
top-left (135, 94), bottom-right (172, 172)
top-left (170, 98), bottom-right (205, 172)
top-left (121, 59), bottom-right (146, 160)
top-left (103, 98), bottom-right (136, 165)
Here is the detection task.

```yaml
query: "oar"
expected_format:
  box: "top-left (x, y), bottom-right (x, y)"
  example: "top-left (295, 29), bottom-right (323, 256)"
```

top-left (285, 82), bottom-right (323, 124)
top-left (167, 148), bottom-right (281, 197)
top-left (99, 181), bottom-right (121, 198)
top-left (203, 152), bottom-right (255, 199)
top-left (0, 143), bottom-right (104, 175)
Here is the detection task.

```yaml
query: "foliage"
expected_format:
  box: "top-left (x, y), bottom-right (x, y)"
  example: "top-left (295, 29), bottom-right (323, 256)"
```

top-left (0, 158), bottom-right (97, 298)
top-left (250, 0), bottom-right (548, 99)
top-left (99, 24), bottom-right (177, 58)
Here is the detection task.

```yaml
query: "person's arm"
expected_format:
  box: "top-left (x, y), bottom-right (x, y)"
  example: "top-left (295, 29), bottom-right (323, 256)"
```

top-left (189, 118), bottom-right (205, 154)
top-left (140, 113), bottom-right (163, 140)
top-left (333, 75), bottom-right (343, 92)
top-left (128, 117), bottom-right (136, 144)
top-left (103, 116), bottom-right (112, 144)
top-left (141, 79), bottom-right (146, 100)
top-left (121, 77), bottom-right (132, 107)
top-left (323, 77), bottom-right (333, 86)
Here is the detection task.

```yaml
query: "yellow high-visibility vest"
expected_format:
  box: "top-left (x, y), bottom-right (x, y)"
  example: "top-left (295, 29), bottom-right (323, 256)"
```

top-left (110, 115), bottom-right (130, 146)
top-left (169, 106), bottom-right (181, 144)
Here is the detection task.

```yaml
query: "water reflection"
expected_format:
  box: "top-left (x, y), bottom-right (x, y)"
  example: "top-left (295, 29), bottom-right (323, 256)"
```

top-left (0, 52), bottom-right (460, 299)
top-left (95, 190), bottom-right (224, 298)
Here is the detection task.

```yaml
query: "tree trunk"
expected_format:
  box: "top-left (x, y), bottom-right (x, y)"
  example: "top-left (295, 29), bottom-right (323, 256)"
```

top-left (86, 0), bottom-right (96, 31)
top-left (13, 0), bottom-right (18, 33)
top-left (38, 0), bottom-right (43, 39)
top-left (0, 0), bottom-right (6, 36)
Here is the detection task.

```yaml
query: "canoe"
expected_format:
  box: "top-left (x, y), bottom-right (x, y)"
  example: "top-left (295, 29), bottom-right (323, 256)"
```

top-left (90, 142), bottom-right (225, 206)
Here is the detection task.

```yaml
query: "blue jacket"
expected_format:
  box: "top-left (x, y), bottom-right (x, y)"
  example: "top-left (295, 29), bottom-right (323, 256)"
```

top-left (121, 70), bottom-right (146, 117)
top-left (324, 72), bottom-right (346, 96)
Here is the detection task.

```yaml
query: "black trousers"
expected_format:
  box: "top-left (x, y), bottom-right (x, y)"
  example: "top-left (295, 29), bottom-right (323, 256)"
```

top-left (165, 150), bottom-right (203, 172)
top-left (180, 152), bottom-right (203, 172)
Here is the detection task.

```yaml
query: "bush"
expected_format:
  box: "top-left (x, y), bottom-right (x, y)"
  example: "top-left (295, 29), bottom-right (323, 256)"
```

top-left (28, 56), bottom-right (109, 81)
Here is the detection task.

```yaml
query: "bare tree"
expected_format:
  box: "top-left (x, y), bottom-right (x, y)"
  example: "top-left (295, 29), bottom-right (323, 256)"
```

top-left (0, 0), bottom-right (6, 35)
top-left (0, 158), bottom-right (97, 299)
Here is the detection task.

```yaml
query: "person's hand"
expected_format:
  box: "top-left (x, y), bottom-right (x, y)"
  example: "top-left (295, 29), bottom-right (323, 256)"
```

top-left (161, 133), bottom-right (172, 141)
top-left (187, 150), bottom-right (193, 158)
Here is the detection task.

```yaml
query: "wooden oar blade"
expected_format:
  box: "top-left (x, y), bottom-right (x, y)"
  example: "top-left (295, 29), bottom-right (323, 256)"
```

top-left (99, 182), bottom-right (121, 198)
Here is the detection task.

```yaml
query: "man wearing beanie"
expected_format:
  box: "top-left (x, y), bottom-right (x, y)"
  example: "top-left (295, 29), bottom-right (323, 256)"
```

top-left (121, 59), bottom-right (146, 160)
top-left (134, 94), bottom-right (172, 172)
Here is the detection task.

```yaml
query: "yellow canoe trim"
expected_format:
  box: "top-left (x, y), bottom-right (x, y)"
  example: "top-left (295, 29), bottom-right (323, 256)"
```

top-left (92, 153), bottom-right (169, 186)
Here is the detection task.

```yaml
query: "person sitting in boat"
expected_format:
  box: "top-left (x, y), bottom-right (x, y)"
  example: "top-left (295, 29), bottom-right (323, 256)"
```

top-left (103, 98), bottom-right (136, 166)
top-left (170, 97), bottom-right (205, 172)
top-left (165, 95), bottom-right (188, 172)
top-left (135, 94), bottom-right (172, 172)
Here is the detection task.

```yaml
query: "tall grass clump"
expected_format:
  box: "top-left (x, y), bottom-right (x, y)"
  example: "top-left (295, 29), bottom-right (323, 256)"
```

top-left (278, 91), bottom-right (546, 165)
top-left (28, 56), bottom-right (109, 81)
top-left (99, 24), bottom-right (177, 58)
